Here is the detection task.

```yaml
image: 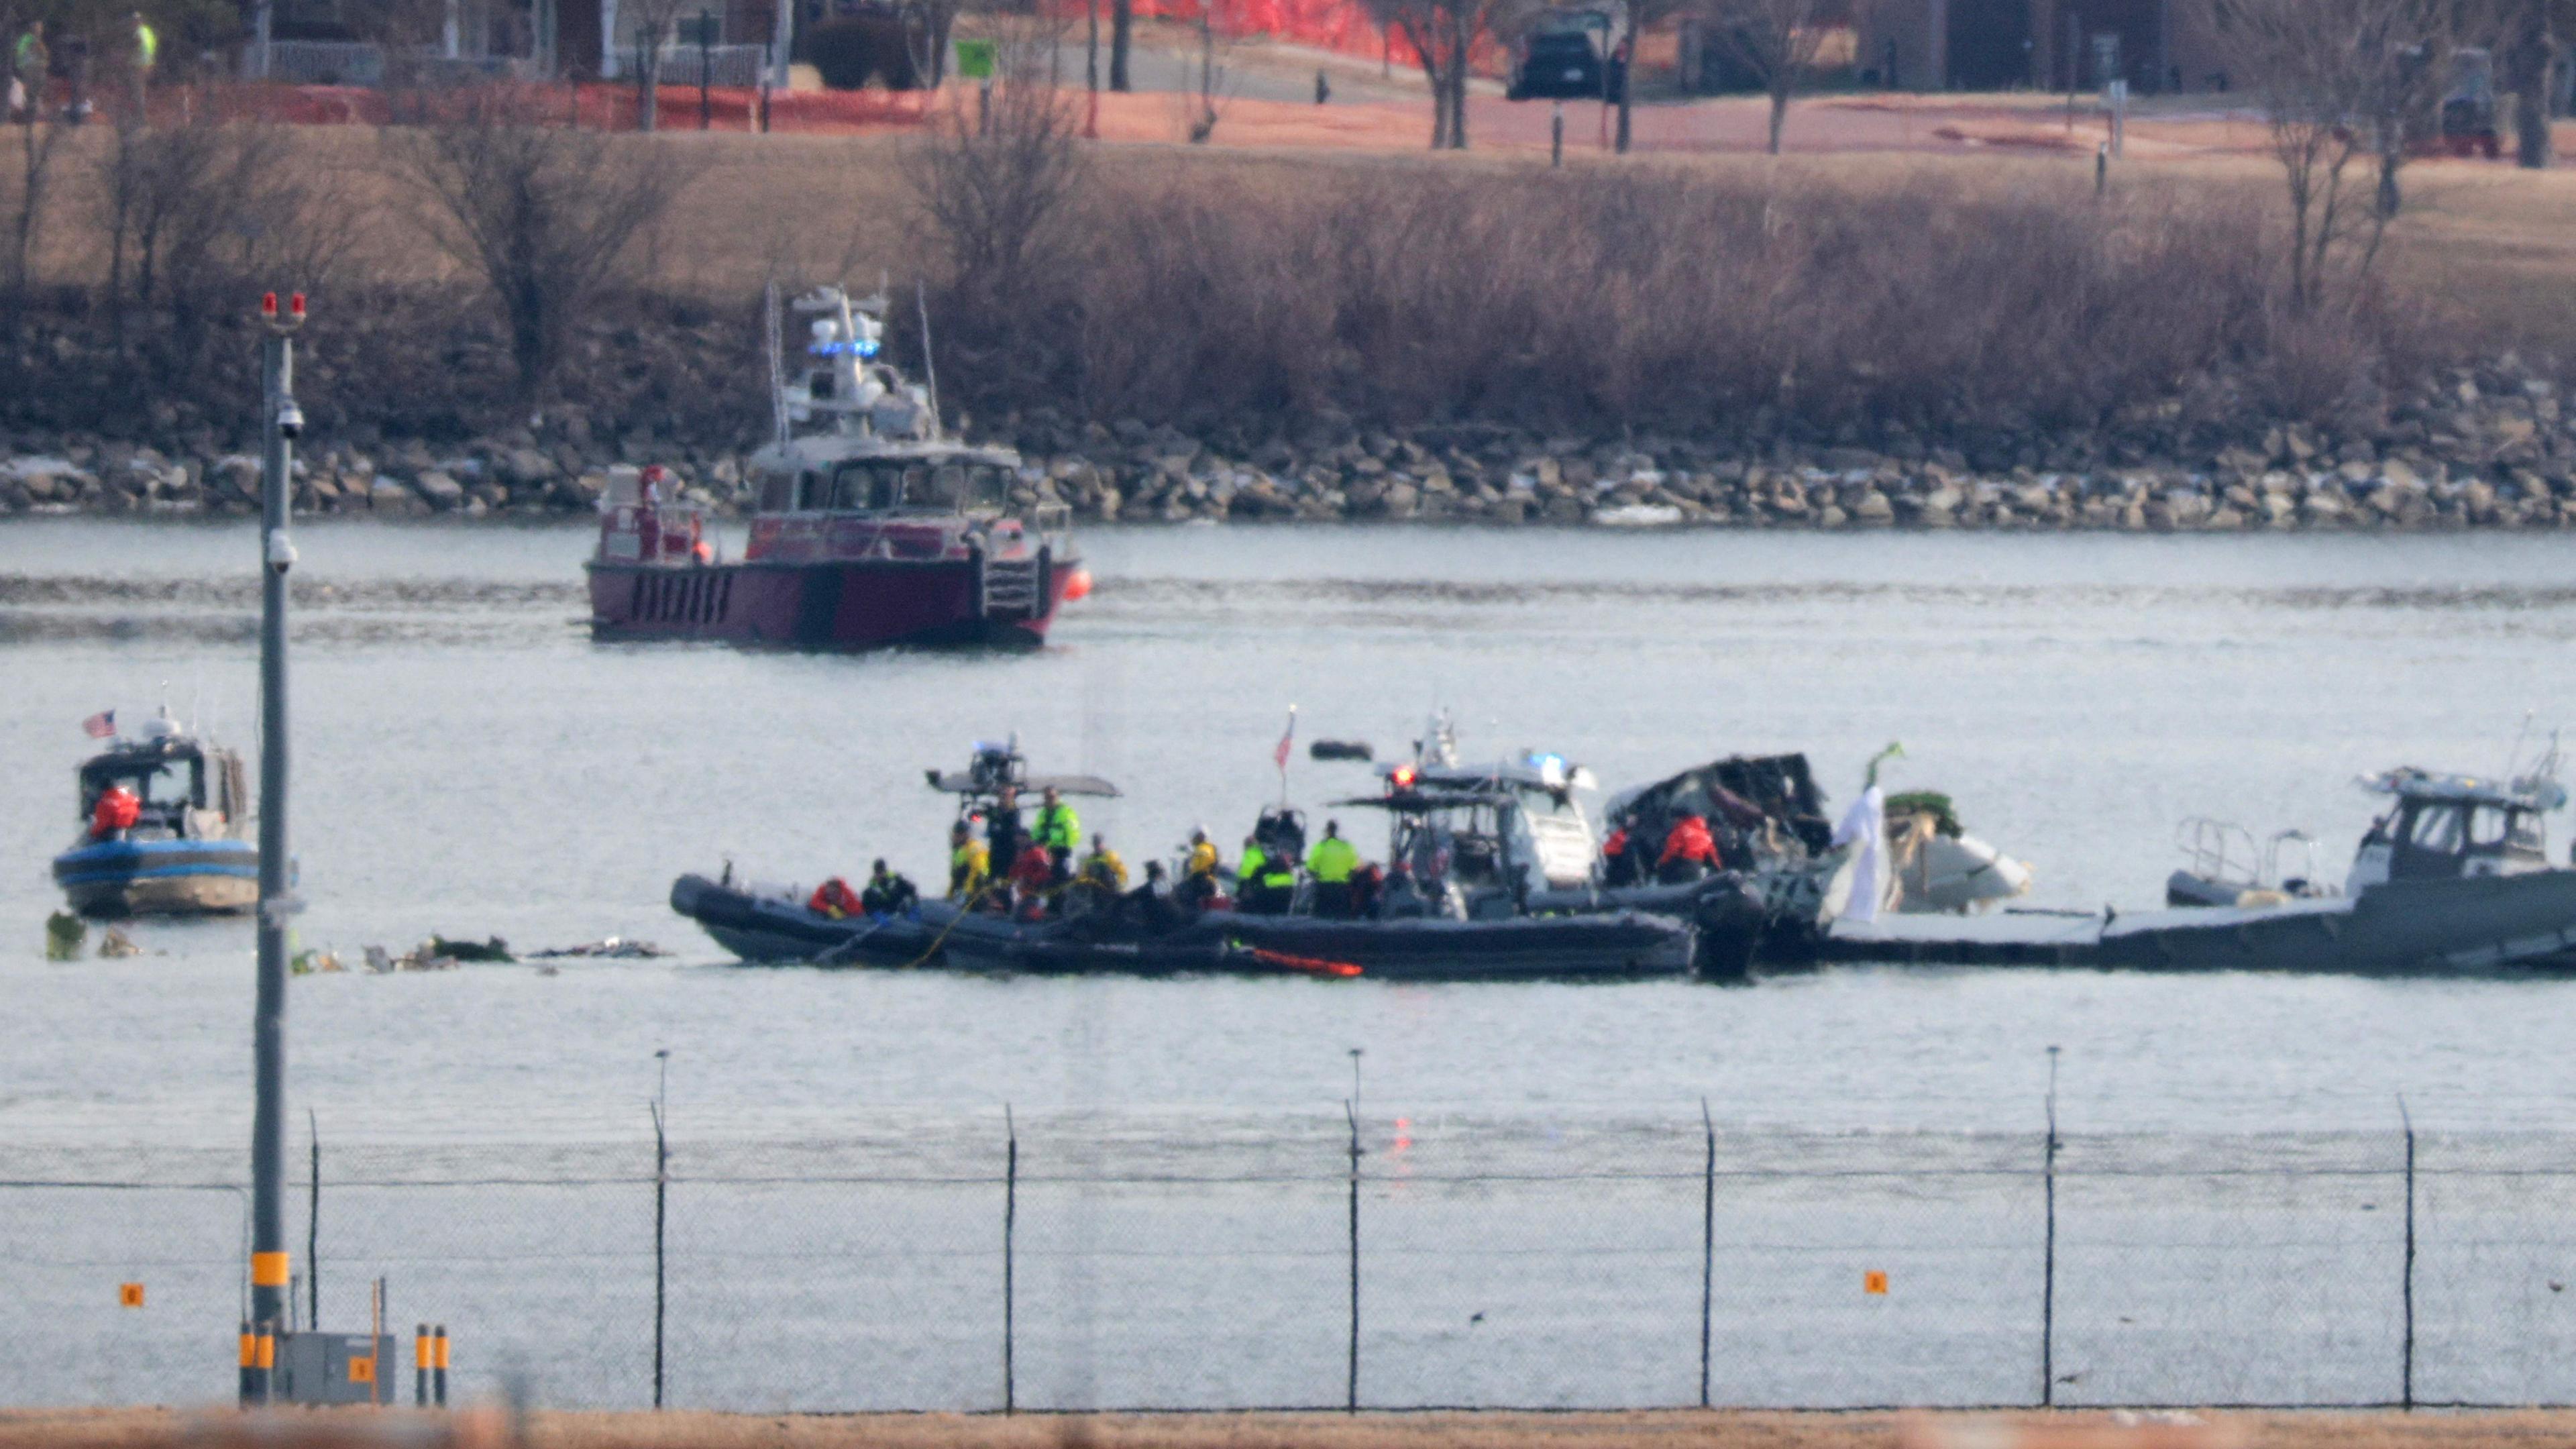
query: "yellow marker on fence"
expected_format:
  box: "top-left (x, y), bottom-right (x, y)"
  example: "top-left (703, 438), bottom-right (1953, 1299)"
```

top-left (1864, 1270), bottom-right (1890, 1295)
top-left (118, 1282), bottom-right (144, 1307)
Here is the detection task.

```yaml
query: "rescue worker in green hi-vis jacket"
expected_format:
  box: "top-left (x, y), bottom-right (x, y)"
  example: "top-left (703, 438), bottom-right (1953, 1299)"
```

top-left (1307, 820), bottom-right (1360, 919)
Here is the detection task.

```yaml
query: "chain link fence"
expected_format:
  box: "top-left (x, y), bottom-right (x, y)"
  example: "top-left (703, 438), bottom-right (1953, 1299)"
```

top-left (5, 1115), bottom-right (2572, 1411)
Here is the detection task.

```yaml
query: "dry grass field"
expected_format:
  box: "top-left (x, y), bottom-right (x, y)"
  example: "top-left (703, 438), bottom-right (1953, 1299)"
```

top-left (11, 1407), bottom-right (2576, 1449)
top-left (9, 95), bottom-right (2576, 438)
top-left (14, 119), bottom-right (2572, 351)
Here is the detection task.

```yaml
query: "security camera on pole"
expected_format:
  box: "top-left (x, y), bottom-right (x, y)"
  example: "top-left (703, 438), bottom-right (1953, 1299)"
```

top-left (244, 288), bottom-right (305, 1403)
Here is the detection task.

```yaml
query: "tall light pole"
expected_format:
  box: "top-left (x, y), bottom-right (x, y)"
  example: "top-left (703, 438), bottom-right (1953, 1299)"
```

top-left (246, 290), bottom-right (306, 1401)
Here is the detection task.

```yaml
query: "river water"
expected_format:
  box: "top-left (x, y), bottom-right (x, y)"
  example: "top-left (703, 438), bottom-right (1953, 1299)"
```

top-left (13, 519), bottom-right (2576, 1412)
top-left (7, 519), bottom-right (2576, 1148)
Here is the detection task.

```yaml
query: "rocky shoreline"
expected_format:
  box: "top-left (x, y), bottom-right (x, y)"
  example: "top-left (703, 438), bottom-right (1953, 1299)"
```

top-left (8, 360), bottom-right (2576, 532)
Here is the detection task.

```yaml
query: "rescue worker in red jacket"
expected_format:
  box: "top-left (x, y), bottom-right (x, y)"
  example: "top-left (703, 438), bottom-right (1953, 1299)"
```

top-left (1656, 812), bottom-right (1720, 883)
top-left (1601, 824), bottom-right (1640, 888)
top-left (90, 784), bottom-right (141, 841)
top-left (808, 876), bottom-right (863, 919)
top-left (1008, 841), bottom-right (1055, 918)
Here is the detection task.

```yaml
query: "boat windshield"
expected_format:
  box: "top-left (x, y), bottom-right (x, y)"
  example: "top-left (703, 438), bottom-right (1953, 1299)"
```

top-left (824, 461), bottom-right (1013, 514)
top-left (2407, 804), bottom-right (2465, 854)
top-left (81, 757), bottom-right (201, 818)
top-left (1391, 804), bottom-right (1511, 886)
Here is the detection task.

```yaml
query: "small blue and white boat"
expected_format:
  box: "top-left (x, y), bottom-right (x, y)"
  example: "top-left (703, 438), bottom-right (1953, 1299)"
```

top-left (50, 709), bottom-right (258, 918)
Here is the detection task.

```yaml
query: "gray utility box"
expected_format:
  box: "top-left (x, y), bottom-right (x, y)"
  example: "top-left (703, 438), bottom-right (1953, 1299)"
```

top-left (276, 1332), bottom-right (398, 1405)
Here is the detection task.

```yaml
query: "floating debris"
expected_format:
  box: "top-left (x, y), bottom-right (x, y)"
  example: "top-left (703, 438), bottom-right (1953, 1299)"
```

top-left (362, 945), bottom-right (458, 973)
top-left (97, 927), bottom-right (142, 958)
top-left (44, 910), bottom-right (86, 960)
top-left (290, 948), bottom-right (345, 975)
top-left (429, 934), bottom-right (513, 963)
top-left (529, 936), bottom-right (670, 959)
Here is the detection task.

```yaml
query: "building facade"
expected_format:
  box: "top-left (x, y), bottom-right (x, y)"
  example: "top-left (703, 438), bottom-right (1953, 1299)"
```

top-left (1860, 0), bottom-right (2229, 95)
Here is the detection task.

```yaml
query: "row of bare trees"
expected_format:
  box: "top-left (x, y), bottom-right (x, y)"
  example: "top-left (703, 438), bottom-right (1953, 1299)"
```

top-left (2206, 0), bottom-right (2574, 318)
top-left (1358, 0), bottom-right (1835, 152)
top-left (3, 85), bottom-right (700, 412)
top-left (5, 109), bottom-right (358, 376)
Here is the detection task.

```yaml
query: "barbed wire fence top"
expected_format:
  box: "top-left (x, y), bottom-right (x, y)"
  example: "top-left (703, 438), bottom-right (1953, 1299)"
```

top-left (5, 1112), bottom-right (2573, 1413)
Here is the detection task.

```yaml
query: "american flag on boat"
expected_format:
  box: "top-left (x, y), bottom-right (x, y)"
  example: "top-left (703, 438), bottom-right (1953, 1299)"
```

top-left (80, 710), bottom-right (115, 739)
top-left (1273, 707), bottom-right (1296, 770)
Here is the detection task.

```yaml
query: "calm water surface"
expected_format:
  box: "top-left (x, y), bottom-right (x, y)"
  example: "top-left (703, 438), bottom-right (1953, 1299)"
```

top-left (7, 519), bottom-right (2576, 1148)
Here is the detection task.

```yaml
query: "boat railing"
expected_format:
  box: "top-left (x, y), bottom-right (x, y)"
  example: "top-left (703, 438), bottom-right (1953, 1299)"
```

top-left (2176, 816), bottom-right (2263, 886)
top-left (2264, 829), bottom-right (2328, 890)
top-left (598, 502), bottom-right (714, 567)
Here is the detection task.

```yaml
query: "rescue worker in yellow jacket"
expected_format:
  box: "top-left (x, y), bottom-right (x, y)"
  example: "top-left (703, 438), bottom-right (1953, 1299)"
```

top-left (1081, 836), bottom-right (1128, 894)
top-left (1033, 786), bottom-right (1082, 884)
top-left (947, 821), bottom-right (990, 901)
top-left (1307, 819), bottom-right (1360, 918)
top-left (1177, 827), bottom-right (1222, 910)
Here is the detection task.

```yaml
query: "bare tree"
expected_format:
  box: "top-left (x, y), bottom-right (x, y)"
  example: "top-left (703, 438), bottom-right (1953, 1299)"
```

top-left (1366, 0), bottom-right (1503, 148)
top-left (3, 0), bottom-right (70, 335)
top-left (624, 0), bottom-right (696, 131)
top-left (1706, 0), bottom-right (1834, 154)
top-left (1177, 0), bottom-right (1240, 141)
top-left (2498, 0), bottom-right (2564, 168)
top-left (95, 110), bottom-right (277, 343)
top-left (1611, 0), bottom-right (1690, 154)
top-left (88, 109), bottom-right (357, 370)
top-left (386, 89), bottom-right (702, 403)
top-left (900, 0), bottom-right (967, 88)
top-left (906, 27), bottom-right (1085, 327)
top-left (2208, 0), bottom-right (2455, 314)
top-left (1110, 0), bottom-right (1132, 89)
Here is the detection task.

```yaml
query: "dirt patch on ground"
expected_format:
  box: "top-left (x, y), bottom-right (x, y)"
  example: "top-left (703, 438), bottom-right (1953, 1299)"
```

top-left (9, 1408), bottom-right (2576, 1449)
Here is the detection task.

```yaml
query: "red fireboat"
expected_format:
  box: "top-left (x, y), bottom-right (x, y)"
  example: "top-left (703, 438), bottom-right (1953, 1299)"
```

top-left (586, 286), bottom-right (1085, 651)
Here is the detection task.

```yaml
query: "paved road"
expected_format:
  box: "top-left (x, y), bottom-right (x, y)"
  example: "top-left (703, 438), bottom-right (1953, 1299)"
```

top-left (1046, 30), bottom-right (1438, 107)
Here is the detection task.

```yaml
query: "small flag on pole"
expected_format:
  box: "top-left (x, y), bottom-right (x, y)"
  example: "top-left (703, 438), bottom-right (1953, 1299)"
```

top-left (81, 710), bottom-right (115, 739)
top-left (1273, 707), bottom-right (1297, 771)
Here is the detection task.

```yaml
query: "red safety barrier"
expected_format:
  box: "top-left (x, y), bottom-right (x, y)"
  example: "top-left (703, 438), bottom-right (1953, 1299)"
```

top-left (1067, 0), bottom-right (1509, 74)
top-left (62, 77), bottom-right (928, 134)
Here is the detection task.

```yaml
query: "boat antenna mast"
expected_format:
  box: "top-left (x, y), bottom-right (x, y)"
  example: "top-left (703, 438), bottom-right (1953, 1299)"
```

top-left (763, 280), bottom-right (790, 449)
top-left (2514, 724), bottom-right (2565, 804)
top-left (915, 280), bottom-right (943, 441)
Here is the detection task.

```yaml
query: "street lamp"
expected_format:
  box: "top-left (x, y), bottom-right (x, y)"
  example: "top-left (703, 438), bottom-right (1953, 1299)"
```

top-left (244, 289), bottom-right (305, 1403)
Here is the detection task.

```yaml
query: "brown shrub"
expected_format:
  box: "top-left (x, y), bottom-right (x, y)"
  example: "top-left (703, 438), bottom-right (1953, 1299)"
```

top-left (920, 162), bottom-right (2461, 440)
